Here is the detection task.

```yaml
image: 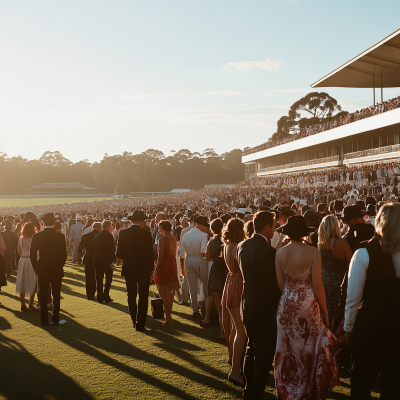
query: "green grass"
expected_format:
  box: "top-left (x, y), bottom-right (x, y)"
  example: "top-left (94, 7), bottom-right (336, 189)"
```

top-left (0, 197), bottom-right (114, 209)
top-left (0, 258), bottom-right (377, 399)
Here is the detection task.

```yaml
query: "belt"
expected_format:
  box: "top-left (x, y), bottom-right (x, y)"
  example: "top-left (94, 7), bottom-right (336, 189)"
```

top-left (20, 256), bottom-right (30, 258)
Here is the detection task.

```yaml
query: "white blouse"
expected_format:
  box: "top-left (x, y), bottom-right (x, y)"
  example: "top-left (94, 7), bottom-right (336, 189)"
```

top-left (344, 248), bottom-right (400, 332)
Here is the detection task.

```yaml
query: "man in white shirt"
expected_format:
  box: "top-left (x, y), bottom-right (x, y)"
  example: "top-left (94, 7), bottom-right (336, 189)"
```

top-left (180, 216), bottom-right (209, 317)
top-left (69, 215), bottom-right (85, 263)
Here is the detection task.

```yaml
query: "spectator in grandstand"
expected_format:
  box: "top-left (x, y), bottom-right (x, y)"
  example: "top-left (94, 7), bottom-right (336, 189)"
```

top-left (342, 202), bottom-right (400, 398)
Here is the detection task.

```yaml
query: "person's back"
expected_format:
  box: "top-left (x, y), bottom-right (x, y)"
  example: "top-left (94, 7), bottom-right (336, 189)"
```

top-left (91, 229), bottom-right (115, 269)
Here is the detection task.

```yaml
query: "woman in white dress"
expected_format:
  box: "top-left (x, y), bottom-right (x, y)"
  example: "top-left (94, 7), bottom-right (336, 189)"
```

top-left (15, 222), bottom-right (38, 311)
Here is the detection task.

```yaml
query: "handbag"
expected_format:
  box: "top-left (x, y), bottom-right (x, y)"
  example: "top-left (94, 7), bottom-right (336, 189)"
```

top-left (150, 285), bottom-right (164, 319)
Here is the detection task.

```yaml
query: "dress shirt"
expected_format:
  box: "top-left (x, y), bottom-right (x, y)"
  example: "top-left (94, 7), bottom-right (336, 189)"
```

top-left (344, 248), bottom-right (400, 332)
top-left (180, 224), bottom-right (194, 244)
top-left (179, 227), bottom-right (208, 259)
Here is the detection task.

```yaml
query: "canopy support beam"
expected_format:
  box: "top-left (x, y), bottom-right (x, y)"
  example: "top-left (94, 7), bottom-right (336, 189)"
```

top-left (373, 75), bottom-right (375, 105)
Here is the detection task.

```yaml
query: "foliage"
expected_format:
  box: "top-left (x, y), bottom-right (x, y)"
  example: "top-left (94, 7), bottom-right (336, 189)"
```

top-left (271, 92), bottom-right (348, 141)
top-left (0, 148), bottom-right (244, 195)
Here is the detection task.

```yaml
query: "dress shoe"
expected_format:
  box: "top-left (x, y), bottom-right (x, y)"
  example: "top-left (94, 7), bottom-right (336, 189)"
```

top-left (132, 321), bottom-right (136, 329)
top-left (51, 321), bottom-right (59, 327)
top-left (178, 301), bottom-right (188, 306)
top-left (87, 296), bottom-right (95, 300)
top-left (41, 321), bottom-right (50, 327)
top-left (103, 297), bottom-right (114, 304)
top-left (192, 312), bottom-right (199, 318)
top-left (136, 326), bottom-right (148, 332)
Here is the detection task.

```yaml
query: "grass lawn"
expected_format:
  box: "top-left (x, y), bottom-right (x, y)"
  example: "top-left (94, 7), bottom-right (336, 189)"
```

top-left (0, 258), bottom-right (377, 399)
top-left (0, 197), bottom-right (114, 209)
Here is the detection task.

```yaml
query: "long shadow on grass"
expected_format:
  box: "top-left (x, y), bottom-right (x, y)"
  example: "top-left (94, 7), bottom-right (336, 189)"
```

top-left (7, 310), bottom-right (241, 399)
top-left (0, 330), bottom-right (94, 400)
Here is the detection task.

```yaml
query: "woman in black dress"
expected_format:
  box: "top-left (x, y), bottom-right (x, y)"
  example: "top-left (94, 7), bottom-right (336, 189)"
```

top-left (202, 218), bottom-right (228, 339)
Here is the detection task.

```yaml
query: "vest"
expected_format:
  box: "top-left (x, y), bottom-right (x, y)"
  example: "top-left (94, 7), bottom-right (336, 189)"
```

top-left (352, 237), bottom-right (400, 359)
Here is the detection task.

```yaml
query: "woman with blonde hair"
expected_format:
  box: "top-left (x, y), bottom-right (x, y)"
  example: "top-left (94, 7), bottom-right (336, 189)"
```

top-left (342, 202), bottom-right (400, 397)
top-left (318, 215), bottom-right (352, 325)
top-left (221, 218), bottom-right (246, 387)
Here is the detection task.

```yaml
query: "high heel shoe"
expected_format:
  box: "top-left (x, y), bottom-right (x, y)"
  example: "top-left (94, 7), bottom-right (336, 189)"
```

top-left (162, 318), bottom-right (172, 326)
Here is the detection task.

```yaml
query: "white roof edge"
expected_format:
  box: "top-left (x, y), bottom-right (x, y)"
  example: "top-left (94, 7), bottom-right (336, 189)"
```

top-left (311, 28), bottom-right (400, 88)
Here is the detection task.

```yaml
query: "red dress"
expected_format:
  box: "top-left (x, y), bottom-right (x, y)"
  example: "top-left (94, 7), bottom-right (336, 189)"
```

top-left (221, 242), bottom-right (243, 307)
top-left (275, 250), bottom-right (340, 399)
top-left (154, 237), bottom-right (179, 285)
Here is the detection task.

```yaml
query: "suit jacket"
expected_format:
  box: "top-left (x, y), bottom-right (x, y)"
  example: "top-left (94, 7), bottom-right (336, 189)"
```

top-left (238, 234), bottom-right (281, 327)
top-left (89, 230), bottom-right (115, 270)
top-left (116, 225), bottom-right (154, 278)
top-left (0, 230), bottom-right (18, 255)
top-left (30, 228), bottom-right (67, 278)
top-left (77, 230), bottom-right (99, 264)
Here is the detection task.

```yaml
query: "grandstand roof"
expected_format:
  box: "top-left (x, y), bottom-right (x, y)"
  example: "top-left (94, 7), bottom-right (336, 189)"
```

top-left (312, 28), bottom-right (400, 88)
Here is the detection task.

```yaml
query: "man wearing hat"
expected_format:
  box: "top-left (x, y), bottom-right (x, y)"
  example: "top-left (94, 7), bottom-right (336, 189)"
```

top-left (30, 213), bottom-right (67, 326)
top-left (180, 215), bottom-right (209, 318)
top-left (116, 210), bottom-right (154, 331)
top-left (363, 204), bottom-right (377, 227)
top-left (69, 214), bottom-right (84, 263)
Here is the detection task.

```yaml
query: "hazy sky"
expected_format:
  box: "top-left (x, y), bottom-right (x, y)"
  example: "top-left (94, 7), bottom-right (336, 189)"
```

top-left (1, 1), bottom-right (400, 163)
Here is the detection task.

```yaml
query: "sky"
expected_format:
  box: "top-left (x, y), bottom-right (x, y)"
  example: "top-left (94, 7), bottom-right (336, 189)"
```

top-left (1, 0), bottom-right (400, 163)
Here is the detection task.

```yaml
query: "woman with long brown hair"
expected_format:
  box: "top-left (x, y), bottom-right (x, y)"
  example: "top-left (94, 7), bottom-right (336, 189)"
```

top-left (221, 218), bottom-right (246, 387)
top-left (15, 222), bottom-right (38, 310)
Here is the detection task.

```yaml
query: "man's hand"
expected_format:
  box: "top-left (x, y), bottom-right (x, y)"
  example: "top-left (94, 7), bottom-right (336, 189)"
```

top-left (340, 330), bottom-right (352, 346)
top-left (109, 264), bottom-right (116, 270)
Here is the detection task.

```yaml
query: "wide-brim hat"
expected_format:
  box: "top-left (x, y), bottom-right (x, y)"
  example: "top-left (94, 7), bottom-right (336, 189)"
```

top-left (127, 210), bottom-right (148, 222)
top-left (195, 215), bottom-right (209, 227)
top-left (276, 215), bottom-right (315, 236)
top-left (75, 214), bottom-right (84, 220)
top-left (338, 205), bottom-right (364, 220)
top-left (363, 204), bottom-right (376, 217)
top-left (365, 196), bottom-right (377, 206)
top-left (303, 210), bottom-right (320, 224)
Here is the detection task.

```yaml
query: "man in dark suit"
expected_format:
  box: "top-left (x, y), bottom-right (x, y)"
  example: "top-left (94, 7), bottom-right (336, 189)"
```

top-left (89, 220), bottom-right (115, 304)
top-left (237, 211), bottom-right (281, 400)
top-left (0, 220), bottom-right (18, 276)
top-left (77, 221), bottom-right (102, 300)
top-left (30, 213), bottom-right (67, 326)
top-left (116, 210), bottom-right (154, 332)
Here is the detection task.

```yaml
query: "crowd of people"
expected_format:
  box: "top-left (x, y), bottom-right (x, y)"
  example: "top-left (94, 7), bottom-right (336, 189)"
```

top-left (1, 165), bottom-right (400, 398)
top-left (244, 95), bottom-right (400, 156)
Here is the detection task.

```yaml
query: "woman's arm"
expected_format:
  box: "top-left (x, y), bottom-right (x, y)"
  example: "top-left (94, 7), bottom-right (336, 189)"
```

top-left (17, 239), bottom-right (22, 256)
top-left (205, 240), bottom-right (212, 262)
top-left (155, 237), bottom-right (165, 274)
top-left (311, 250), bottom-right (329, 327)
top-left (275, 251), bottom-right (286, 292)
top-left (342, 239), bottom-right (353, 263)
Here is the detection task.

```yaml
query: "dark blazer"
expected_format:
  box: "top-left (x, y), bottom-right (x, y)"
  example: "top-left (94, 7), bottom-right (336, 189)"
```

top-left (0, 230), bottom-right (18, 255)
top-left (30, 228), bottom-right (67, 278)
top-left (116, 225), bottom-right (154, 277)
top-left (89, 230), bottom-right (115, 270)
top-left (77, 230), bottom-right (99, 264)
top-left (238, 234), bottom-right (281, 326)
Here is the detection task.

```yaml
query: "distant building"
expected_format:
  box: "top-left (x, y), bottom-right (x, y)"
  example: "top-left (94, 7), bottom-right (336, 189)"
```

top-left (29, 182), bottom-right (100, 194)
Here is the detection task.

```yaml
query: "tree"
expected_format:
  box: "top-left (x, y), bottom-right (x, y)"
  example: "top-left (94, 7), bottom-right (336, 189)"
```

top-left (271, 92), bottom-right (348, 141)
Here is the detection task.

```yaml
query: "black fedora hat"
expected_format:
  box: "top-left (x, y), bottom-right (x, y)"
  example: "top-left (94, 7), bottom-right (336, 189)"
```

top-left (304, 210), bottom-right (320, 224)
top-left (338, 205), bottom-right (363, 220)
top-left (363, 204), bottom-right (376, 217)
top-left (42, 213), bottom-right (56, 226)
top-left (356, 200), bottom-right (366, 211)
top-left (127, 210), bottom-right (149, 222)
top-left (276, 215), bottom-right (315, 237)
top-left (365, 196), bottom-right (377, 206)
top-left (278, 205), bottom-right (295, 217)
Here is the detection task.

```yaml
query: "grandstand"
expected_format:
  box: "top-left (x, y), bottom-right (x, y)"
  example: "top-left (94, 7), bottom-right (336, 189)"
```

top-left (243, 28), bottom-right (400, 178)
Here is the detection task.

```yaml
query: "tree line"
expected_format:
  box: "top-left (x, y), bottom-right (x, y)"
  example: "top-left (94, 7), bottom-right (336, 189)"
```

top-left (0, 148), bottom-right (244, 195)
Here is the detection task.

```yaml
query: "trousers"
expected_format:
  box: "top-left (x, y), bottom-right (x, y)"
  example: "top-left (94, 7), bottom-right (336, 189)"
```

top-left (243, 321), bottom-right (277, 400)
top-left (125, 274), bottom-right (150, 329)
top-left (95, 265), bottom-right (113, 301)
top-left (185, 255), bottom-right (208, 312)
top-left (3, 254), bottom-right (14, 274)
top-left (38, 275), bottom-right (62, 325)
top-left (84, 260), bottom-right (96, 298)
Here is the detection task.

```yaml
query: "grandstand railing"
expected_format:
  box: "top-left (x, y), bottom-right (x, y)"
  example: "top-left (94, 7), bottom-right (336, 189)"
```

top-left (344, 144), bottom-right (400, 161)
top-left (258, 155), bottom-right (340, 174)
